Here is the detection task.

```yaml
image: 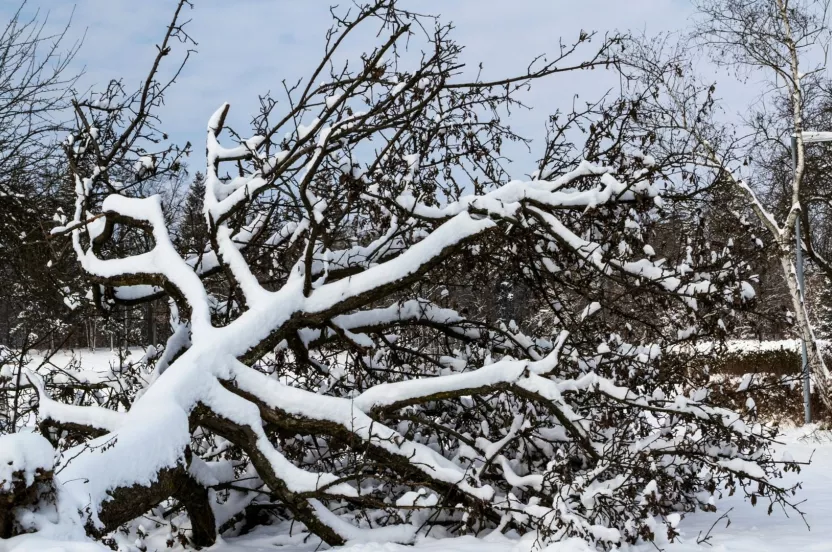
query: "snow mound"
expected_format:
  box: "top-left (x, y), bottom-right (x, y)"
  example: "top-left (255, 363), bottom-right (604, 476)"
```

top-left (0, 432), bottom-right (54, 491)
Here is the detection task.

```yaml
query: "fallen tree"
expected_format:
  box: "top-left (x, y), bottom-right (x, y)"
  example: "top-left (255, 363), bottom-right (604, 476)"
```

top-left (5, 1), bottom-right (802, 549)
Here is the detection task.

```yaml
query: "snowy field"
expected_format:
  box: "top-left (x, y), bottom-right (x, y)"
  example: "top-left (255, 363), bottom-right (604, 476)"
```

top-left (176, 429), bottom-right (832, 551)
top-left (3, 422), bottom-right (831, 551)
top-left (185, 428), bottom-right (832, 551)
top-left (25, 347), bottom-right (152, 372)
top-left (4, 349), bottom-right (830, 552)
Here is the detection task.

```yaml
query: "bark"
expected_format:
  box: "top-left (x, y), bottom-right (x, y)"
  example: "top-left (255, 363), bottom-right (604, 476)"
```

top-left (0, 469), bottom-right (53, 538)
top-left (222, 381), bottom-right (500, 514)
top-left (196, 406), bottom-right (347, 547)
top-left (92, 463), bottom-right (216, 548)
top-left (778, 248), bottom-right (832, 413)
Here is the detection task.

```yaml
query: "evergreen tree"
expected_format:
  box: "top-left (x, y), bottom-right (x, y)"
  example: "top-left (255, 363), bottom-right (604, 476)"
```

top-left (177, 172), bottom-right (208, 263)
top-left (812, 276), bottom-right (832, 340)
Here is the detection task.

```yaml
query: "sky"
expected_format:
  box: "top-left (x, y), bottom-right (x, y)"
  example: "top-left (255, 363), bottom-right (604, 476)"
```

top-left (1, 1), bottom-right (774, 178)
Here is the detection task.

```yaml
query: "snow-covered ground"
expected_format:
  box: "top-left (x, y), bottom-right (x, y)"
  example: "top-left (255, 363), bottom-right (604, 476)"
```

top-left (26, 347), bottom-right (151, 372)
top-left (4, 350), bottom-right (831, 552)
top-left (212, 428), bottom-right (832, 551)
top-left (658, 427), bottom-right (832, 552)
top-left (2, 426), bottom-right (829, 552)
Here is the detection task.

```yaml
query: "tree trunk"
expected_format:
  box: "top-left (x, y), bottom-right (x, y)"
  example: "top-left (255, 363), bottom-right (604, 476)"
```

top-left (778, 248), bottom-right (832, 414)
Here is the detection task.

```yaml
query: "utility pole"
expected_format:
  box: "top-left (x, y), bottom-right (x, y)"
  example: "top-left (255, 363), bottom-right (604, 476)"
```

top-left (792, 134), bottom-right (811, 424)
top-left (790, 131), bottom-right (832, 424)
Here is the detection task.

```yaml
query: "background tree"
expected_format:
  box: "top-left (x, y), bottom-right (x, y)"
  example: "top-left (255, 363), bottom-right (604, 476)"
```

top-left (0, 4), bottom-right (81, 349)
top-left (176, 171), bottom-right (208, 260)
top-left (698, 0), bottom-right (832, 405)
top-left (623, 0), bottom-right (832, 411)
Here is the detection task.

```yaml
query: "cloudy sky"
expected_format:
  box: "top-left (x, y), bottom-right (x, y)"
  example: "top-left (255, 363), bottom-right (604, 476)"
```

top-left (3, 1), bottom-right (775, 176)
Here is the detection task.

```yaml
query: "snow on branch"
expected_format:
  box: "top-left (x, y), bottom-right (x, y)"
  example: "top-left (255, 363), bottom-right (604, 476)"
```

top-left (39, 1), bottom-right (796, 549)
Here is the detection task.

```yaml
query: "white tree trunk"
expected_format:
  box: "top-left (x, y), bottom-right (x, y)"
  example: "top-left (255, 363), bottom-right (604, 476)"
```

top-left (778, 247), bottom-right (832, 413)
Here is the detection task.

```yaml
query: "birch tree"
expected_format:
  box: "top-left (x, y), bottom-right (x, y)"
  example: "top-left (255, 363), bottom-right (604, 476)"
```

top-left (630, 0), bottom-right (832, 412)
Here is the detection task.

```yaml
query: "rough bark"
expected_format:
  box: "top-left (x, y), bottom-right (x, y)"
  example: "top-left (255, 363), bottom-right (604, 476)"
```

top-left (778, 250), bottom-right (832, 413)
top-left (0, 469), bottom-right (54, 538)
top-left (92, 463), bottom-right (216, 548)
top-left (196, 406), bottom-right (346, 547)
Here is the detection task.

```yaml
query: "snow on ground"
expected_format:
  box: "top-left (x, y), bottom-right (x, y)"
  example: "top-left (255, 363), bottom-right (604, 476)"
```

top-left (18, 347), bottom-right (154, 397)
top-left (4, 350), bottom-right (832, 552)
top-left (3, 426), bottom-right (830, 552)
top-left (660, 426), bottom-right (832, 552)
top-left (27, 347), bottom-right (151, 372)
top-left (216, 428), bottom-right (832, 551)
